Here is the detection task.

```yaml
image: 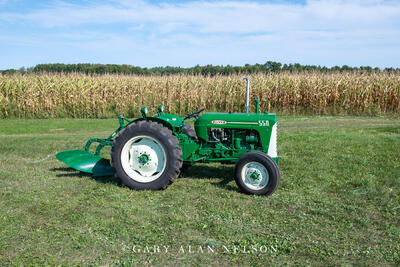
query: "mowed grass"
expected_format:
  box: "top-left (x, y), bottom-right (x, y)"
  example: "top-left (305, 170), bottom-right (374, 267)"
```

top-left (0, 116), bottom-right (399, 266)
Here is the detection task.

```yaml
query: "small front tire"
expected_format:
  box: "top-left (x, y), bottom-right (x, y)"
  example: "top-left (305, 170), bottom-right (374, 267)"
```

top-left (234, 151), bottom-right (280, 196)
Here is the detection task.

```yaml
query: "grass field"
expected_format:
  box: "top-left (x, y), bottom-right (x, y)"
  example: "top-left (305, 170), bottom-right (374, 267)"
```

top-left (0, 116), bottom-right (399, 266)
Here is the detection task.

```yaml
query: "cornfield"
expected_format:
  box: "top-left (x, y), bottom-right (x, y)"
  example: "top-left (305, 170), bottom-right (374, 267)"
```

top-left (0, 72), bottom-right (399, 118)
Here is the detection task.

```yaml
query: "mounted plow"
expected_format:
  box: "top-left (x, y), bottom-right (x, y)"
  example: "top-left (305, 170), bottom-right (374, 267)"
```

top-left (56, 115), bottom-right (132, 177)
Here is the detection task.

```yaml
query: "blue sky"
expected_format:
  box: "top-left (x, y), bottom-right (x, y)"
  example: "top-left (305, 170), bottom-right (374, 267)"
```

top-left (0, 0), bottom-right (399, 69)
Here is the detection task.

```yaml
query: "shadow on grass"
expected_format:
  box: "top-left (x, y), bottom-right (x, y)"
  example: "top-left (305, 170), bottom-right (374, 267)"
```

top-left (51, 167), bottom-right (122, 186)
top-left (180, 164), bottom-right (239, 193)
top-left (52, 163), bottom-right (239, 192)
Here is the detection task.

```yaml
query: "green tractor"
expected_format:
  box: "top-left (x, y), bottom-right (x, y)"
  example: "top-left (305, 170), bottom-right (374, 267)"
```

top-left (57, 78), bottom-right (280, 196)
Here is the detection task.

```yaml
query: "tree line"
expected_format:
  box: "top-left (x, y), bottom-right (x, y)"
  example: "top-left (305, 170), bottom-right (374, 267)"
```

top-left (1, 62), bottom-right (399, 76)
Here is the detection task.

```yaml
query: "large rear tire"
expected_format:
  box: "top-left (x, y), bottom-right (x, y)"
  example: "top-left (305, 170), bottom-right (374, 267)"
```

top-left (111, 121), bottom-right (182, 190)
top-left (234, 151), bottom-right (280, 196)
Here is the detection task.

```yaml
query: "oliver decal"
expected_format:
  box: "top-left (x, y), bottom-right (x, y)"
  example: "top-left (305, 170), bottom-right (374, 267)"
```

top-left (212, 120), bottom-right (227, 125)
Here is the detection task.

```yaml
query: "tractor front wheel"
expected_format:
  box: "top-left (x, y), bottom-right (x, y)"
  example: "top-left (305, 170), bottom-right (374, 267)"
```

top-left (111, 121), bottom-right (182, 190)
top-left (234, 151), bottom-right (280, 196)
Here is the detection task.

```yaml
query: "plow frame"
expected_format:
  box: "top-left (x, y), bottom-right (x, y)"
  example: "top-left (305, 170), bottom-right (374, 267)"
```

top-left (84, 115), bottom-right (132, 156)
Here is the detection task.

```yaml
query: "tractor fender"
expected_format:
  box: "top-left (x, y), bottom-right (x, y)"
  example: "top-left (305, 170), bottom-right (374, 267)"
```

top-left (128, 117), bottom-right (184, 134)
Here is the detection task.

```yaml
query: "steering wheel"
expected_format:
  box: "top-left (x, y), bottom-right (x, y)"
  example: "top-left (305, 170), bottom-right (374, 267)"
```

top-left (184, 108), bottom-right (205, 120)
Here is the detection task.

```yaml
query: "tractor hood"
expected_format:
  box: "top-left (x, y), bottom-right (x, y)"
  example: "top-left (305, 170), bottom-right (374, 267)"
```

top-left (195, 112), bottom-right (277, 127)
top-left (194, 112), bottom-right (277, 144)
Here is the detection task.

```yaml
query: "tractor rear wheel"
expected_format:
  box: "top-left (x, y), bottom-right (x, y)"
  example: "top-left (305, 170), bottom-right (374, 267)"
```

top-left (234, 151), bottom-right (280, 196)
top-left (111, 121), bottom-right (182, 190)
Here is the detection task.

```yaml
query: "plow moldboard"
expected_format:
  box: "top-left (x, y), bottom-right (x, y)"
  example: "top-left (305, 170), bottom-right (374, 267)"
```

top-left (56, 150), bottom-right (115, 177)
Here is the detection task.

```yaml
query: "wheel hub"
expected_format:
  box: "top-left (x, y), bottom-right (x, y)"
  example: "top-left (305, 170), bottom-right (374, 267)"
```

top-left (121, 136), bottom-right (166, 183)
top-left (138, 153), bottom-right (150, 165)
top-left (241, 162), bottom-right (269, 190)
top-left (250, 170), bottom-right (261, 180)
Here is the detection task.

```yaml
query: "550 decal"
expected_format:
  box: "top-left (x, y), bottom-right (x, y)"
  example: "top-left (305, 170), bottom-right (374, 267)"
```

top-left (258, 120), bottom-right (269, 126)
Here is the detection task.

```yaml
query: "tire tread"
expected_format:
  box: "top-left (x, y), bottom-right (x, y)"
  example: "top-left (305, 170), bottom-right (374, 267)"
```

top-left (111, 120), bottom-right (182, 190)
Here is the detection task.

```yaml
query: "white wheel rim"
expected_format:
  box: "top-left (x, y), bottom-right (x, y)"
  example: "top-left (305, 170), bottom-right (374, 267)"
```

top-left (120, 135), bottom-right (167, 183)
top-left (241, 162), bottom-right (269, 190)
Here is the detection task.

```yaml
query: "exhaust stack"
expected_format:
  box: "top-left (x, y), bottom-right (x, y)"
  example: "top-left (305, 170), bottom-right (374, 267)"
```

top-left (242, 77), bottom-right (250, 113)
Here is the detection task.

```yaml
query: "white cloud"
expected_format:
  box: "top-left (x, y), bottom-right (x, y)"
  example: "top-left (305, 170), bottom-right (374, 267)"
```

top-left (1, 0), bottom-right (399, 32)
top-left (0, 0), bottom-right (399, 68)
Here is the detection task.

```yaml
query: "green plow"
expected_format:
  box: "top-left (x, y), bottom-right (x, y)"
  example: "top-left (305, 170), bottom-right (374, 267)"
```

top-left (56, 115), bottom-right (131, 177)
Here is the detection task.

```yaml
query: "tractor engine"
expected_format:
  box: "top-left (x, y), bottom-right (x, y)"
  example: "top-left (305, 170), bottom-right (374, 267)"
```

top-left (193, 112), bottom-right (278, 162)
top-left (208, 128), bottom-right (261, 150)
